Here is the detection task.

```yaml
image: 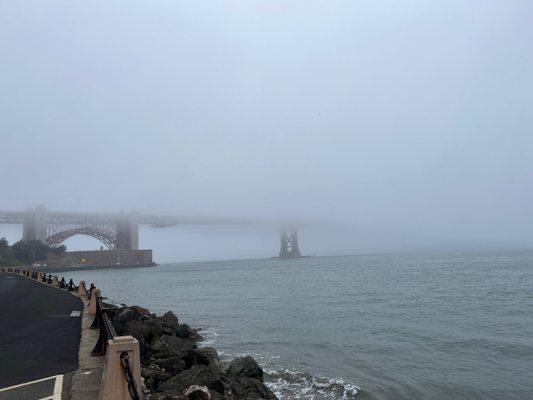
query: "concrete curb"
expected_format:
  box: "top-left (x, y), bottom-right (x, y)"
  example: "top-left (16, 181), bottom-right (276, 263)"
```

top-left (69, 296), bottom-right (103, 400)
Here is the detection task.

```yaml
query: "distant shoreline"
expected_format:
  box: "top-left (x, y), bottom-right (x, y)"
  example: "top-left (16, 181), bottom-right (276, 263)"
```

top-left (21, 263), bottom-right (157, 273)
top-left (154, 247), bottom-right (533, 266)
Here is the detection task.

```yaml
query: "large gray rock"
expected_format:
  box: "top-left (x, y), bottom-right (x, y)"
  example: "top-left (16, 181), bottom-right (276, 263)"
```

top-left (158, 311), bottom-right (181, 336)
top-left (146, 335), bottom-right (164, 353)
top-left (183, 385), bottom-right (211, 400)
top-left (226, 356), bottom-right (264, 381)
top-left (153, 356), bottom-right (187, 374)
top-left (141, 366), bottom-right (172, 392)
top-left (131, 305), bottom-right (150, 316)
top-left (191, 348), bottom-right (221, 370)
top-left (176, 323), bottom-right (202, 341)
top-left (161, 311), bottom-right (179, 325)
top-left (122, 318), bottom-right (166, 361)
top-left (150, 390), bottom-right (220, 400)
top-left (132, 318), bottom-right (165, 339)
top-left (161, 335), bottom-right (197, 358)
top-left (158, 365), bottom-right (224, 395)
top-left (111, 307), bottom-right (143, 333)
top-left (148, 393), bottom-right (185, 400)
top-left (142, 365), bottom-right (172, 381)
top-left (223, 376), bottom-right (277, 399)
top-left (150, 349), bottom-right (181, 361)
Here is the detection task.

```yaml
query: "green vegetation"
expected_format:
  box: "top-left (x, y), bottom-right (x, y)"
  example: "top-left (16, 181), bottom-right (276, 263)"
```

top-left (0, 238), bottom-right (21, 266)
top-left (0, 238), bottom-right (65, 266)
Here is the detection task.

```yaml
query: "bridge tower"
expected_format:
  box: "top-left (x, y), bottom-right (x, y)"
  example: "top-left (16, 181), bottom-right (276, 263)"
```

top-left (115, 216), bottom-right (139, 250)
top-left (279, 229), bottom-right (302, 258)
top-left (22, 205), bottom-right (47, 243)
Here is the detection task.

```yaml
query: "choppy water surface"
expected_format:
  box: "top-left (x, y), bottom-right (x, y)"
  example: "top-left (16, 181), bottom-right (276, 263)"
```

top-left (67, 251), bottom-right (533, 400)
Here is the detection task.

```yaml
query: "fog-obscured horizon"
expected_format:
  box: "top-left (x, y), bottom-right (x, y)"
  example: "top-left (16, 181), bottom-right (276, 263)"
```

top-left (1, 1), bottom-right (532, 262)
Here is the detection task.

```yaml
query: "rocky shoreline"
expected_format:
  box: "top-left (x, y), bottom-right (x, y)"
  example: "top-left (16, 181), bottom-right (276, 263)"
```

top-left (107, 303), bottom-right (278, 400)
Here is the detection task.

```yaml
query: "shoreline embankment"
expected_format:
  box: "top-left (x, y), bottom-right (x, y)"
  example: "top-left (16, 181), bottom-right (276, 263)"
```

top-left (106, 302), bottom-right (277, 399)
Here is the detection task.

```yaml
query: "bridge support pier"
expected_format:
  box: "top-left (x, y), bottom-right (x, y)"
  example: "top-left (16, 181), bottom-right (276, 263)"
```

top-left (22, 205), bottom-right (47, 244)
top-left (116, 217), bottom-right (139, 250)
top-left (279, 229), bottom-right (302, 258)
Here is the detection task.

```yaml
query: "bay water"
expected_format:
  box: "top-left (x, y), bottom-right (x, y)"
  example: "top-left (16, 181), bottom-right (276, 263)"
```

top-left (66, 251), bottom-right (533, 400)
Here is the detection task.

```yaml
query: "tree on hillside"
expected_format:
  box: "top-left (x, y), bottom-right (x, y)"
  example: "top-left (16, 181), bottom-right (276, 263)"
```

top-left (0, 237), bottom-right (22, 267)
top-left (11, 240), bottom-right (66, 265)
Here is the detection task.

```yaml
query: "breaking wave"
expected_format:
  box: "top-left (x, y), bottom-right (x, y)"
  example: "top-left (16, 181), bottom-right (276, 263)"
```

top-left (218, 348), bottom-right (359, 399)
top-left (198, 326), bottom-right (219, 346)
top-left (265, 367), bottom-right (359, 400)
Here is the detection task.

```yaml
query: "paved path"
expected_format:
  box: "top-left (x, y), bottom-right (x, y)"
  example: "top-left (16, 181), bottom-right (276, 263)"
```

top-left (0, 272), bottom-right (83, 399)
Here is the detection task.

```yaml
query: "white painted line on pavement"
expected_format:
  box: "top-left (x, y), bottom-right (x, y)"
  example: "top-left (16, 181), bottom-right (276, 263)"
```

top-left (70, 310), bottom-right (81, 317)
top-left (0, 374), bottom-right (63, 399)
top-left (0, 374), bottom-right (58, 392)
top-left (53, 374), bottom-right (63, 400)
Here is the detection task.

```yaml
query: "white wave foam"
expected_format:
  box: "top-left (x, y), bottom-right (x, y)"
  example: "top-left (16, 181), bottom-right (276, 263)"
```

top-left (219, 350), bottom-right (280, 363)
top-left (265, 367), bottom-right (359, 400)
top-left (219, 350), bottom-right (359, 399)
top-left (198, 327), bottom-right (219, 346)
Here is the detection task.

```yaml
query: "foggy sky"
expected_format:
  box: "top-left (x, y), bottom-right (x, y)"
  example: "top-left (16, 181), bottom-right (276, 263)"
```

top-left (1, 1), bottom-right (532, 262)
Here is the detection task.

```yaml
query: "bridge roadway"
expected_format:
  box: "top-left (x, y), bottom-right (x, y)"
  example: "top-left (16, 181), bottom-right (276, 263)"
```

top-left (0, 272), bottom-right (82, 399)
top-left (0, 209), bottom-right (291, 227)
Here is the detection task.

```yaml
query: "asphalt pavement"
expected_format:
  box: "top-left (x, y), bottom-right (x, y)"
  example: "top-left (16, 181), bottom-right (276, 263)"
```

top-left (0, 272), bottom-right (83, 398)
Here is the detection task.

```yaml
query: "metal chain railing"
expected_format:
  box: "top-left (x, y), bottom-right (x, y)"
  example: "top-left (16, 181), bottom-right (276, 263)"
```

top-left (90, 292), bottom-right (117, 356)
top-left (4, 268), bottom-right (81, 294)
top-left (120, 352), bottom-right (141, 400)
top-left (87, 283), bottom-right (95, 299)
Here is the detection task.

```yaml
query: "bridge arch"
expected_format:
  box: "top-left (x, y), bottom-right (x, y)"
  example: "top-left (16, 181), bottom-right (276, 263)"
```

top-left (47, 227), bottom-right (116, 250)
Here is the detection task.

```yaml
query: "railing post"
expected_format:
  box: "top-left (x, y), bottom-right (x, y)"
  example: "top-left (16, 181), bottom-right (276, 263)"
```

top-left (99, 336), bottom-right (142, 400)
top-left (88, 289), bottom-right (100, 315)
top-left (78, 280), bottom-right (87, 296)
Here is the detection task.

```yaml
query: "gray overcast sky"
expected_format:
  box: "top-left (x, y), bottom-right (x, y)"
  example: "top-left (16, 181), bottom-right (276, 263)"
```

top-left (1, 1), bottom-right (532, 261)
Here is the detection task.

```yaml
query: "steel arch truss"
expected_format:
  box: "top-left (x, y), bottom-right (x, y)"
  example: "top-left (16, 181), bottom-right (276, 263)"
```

top-left (46, 217), bottom-right (118, 249)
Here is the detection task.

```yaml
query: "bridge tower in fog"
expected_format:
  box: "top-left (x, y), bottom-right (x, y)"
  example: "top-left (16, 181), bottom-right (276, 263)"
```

top-left (279, 229), bottom-right (302, 258)
top-left (22, 205), bottom-right (47, 243)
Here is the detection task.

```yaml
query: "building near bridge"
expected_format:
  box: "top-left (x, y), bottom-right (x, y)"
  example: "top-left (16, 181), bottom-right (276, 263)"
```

top-left (45, 249), bottom-right (153, 268)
